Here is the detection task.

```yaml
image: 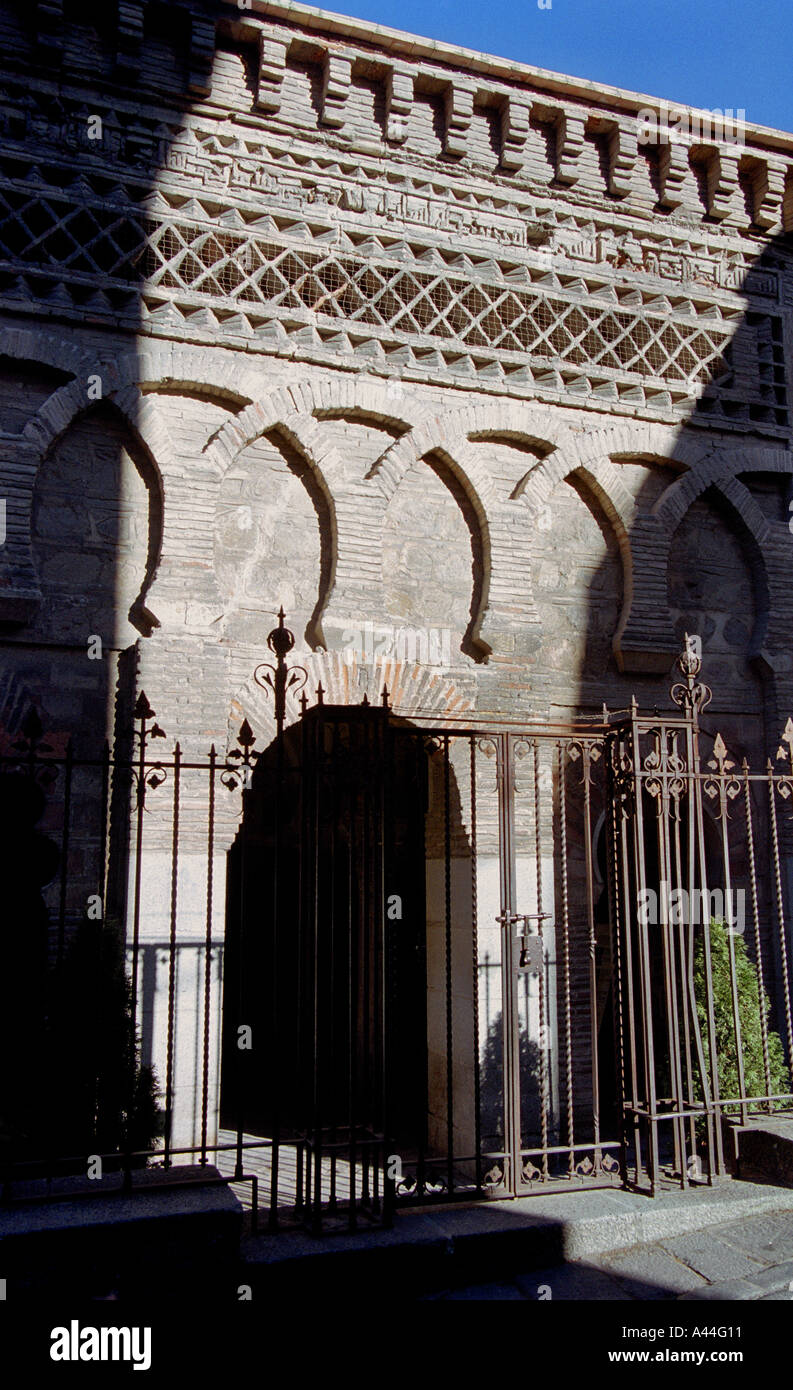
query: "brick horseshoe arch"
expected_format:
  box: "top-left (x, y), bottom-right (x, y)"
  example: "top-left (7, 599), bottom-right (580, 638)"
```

top-left (364, 404), bottom-right (571, 652)
top-left (368, 401), bottom-right (564, 502)
top-left (229, 649), bottom-right (476, 755)
top-left (1, 342), bottom-right (263, 625)
top-left (655, 463), bottom-right (789, 663)
top-left (206, 385), bottom-right (496, 659)
top-left (15, 372), bottom-right (445, 648)
top-left (8, 395), bottom-right (169, 633)
top-left (653, 446), bottom-right (793, 532)
top-left (522, 424), bottom-right (792, 672)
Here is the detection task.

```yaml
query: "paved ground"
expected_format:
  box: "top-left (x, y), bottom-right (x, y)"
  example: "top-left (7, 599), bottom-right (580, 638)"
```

top-left (239, 1178), bottom-right (793, 1303)
top-left (423, 1207), bottom-right (793, 1300)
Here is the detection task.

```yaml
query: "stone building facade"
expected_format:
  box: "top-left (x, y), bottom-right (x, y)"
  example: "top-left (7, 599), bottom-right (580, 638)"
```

top-left (1, 0), bottom-right (793, 1192)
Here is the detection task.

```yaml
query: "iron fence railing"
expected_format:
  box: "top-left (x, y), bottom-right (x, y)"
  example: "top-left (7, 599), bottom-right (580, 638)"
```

top-left (2, 624), bottom-right (793, 1229)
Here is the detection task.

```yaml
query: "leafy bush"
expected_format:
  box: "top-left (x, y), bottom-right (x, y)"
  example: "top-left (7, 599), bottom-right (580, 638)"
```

top-left (693, 918), bottom-right (789, 1114)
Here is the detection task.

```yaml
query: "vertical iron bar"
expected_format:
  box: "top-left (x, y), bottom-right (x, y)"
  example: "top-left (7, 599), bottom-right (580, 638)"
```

top-left (483, 951), bottom-right (491, 1042)
top-left (498, 734), bottom-right (520, 1193)
top-left (581, 742), bottom-right (600, 1173)
top-left (95, 741), bottom-right (111, 1148)
top-left (768, 762), bottom-right (793, 1069)
top-left (346, 718), bottom-right (358, 1229)
top-left (99, 741), bottom-right (111, 919)
top-left (744, 763), bottom-right (772, 1107)
top-left (301, 709), bottom-right (316, 1217)
top-left (372, 709), bottom-right (385, 1218)
top-left (619, 776), bottom-right (642, 1184)
top-left (629, 708), bottom-right (660, 1192)
top-left (558, 742), bottom-right (575, 1176)
top-left (417, 734), bottom-right (428, 1201)
top-left (295, 699), bottom-right (308, 1215)
top-left (688, 699), bottom-right (724, 1177)
top-left (234, 758), bottom-right (246, 1183)
top-left (381, 711), bottom-right (394, 1226)
top-left (200, 747), bottom-right (216, 1165)
top-left (604, 733), bottom-right (629, 1185)
top-left (249, 1176), bottom-right (259, 1236)
top-left (443, 734), bottom-right (454, 1196)
top-left (312, 711), bottom-right (323, 1233)
top-left (361, 718), bottom-right (372, 1211)
top-left (56, 739), bottom-right (73, 973)
top-left (672, 787), bottom-right (695, 1178)
top-left (470, 736), bottom-right (482, 1193)
top-left (655, 744), bottom-right (686, 1183)
top-left (716, 758), bottom-right (747, 1125)
top-left (127, 711), bottom-right (148, 1192)
top-left (684, 734), bottom-right (701, 1174)
top-left (327, 724), bottom-right (339, 1215)
top-left (269, 698), bottom-right (284, 1231)
top-left (534, 740), bottom-right (549, 1179)
top-left (163, 742), bottom-right (181, 1170)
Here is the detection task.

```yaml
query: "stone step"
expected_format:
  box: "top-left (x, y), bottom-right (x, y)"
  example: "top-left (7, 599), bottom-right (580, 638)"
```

top-left (733, 1118), bottom-right (793, 1187)
top-left (0, 1165), bottom-right (243, 1301)
top-left (238, 1178), bottom-right (793, 1300)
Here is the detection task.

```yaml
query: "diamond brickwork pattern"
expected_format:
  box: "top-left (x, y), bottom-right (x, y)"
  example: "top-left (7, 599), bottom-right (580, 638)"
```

top-left (138, 225), bottom-right (732, 386)
top-left (0, 174), bottom-right (785, 428)
top-left (0, 185), bottom-right (731, 381)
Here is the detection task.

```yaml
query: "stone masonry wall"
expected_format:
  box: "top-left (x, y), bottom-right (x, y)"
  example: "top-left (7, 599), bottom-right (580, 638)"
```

top-left (0, 0), bottom-right (790, 752)
top-left (1, 1), bottom-right (793, 1150)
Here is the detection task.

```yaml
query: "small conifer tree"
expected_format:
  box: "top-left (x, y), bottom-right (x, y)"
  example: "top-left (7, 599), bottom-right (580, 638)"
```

top-left (693, 919), bottom-right (789, 1114)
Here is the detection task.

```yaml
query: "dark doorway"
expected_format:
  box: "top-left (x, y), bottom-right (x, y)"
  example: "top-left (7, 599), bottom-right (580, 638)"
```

top-left (219, 695), bottom-right (630, 1227)
top-left (220, 704), bottom-right (430, 1208)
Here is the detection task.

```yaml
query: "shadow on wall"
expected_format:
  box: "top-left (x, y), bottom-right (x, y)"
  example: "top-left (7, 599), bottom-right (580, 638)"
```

top-left (575, 232), bottom-right (790, 737)
top-left (574, 231), bottom-right (793, 1100)
top-left (0, 1), bottom-right (213, 1165)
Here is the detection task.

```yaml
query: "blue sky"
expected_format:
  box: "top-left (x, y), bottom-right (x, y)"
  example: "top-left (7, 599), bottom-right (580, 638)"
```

top-left (324, 0), bottom-right (793, 134)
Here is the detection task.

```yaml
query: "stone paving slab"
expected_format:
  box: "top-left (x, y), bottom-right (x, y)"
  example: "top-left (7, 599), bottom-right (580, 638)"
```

top-left (594, 1247), bottom-right (709, 1298)
top-left (677, 1279), bottom-right (763, 1301)
top-left (429, 1210), bottom-right (793, 1300)
top-left (657, 1230), bottom-right (767, 1283)
top-left (0, 1166), bottom-right (244, 1301)
top-left (703, 1209), bottom-right (793, 1259)
top-left (0, 1166), bottom-right (243, 1234)
top-left (747, 1258), bottom-right (793, 1290)
top-left (546, 1212), bottom-right (793, 1302)
top-left (574, 1210), bottom-right (793, 1303)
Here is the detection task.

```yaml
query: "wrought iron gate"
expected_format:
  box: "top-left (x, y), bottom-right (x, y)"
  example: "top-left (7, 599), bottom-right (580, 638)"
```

top-left (220, 625), bottom-right (793, 1228)
top-left (4, 622), bottom-right (793, 1233)
top-left (226, 704), bottom-right (627, 1226)
top-left (610, 643), bottom-right (793, 1194)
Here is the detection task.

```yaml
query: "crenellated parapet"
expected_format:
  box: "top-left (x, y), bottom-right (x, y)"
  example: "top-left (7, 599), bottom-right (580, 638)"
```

top-left (20, 0), bottom-right (793, 223)
top-left (2, 0), bottom-right (787, 436)
top-left (221, 6), bottom-right (793, 235)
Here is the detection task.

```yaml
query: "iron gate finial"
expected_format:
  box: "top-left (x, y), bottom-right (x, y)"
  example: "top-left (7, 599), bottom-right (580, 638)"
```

top-left (253, 610), bottom-right (308, 734)
top-left (670, 632), bottom-right (712, 716)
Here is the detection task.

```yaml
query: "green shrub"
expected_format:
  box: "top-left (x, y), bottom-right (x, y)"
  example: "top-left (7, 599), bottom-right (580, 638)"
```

top-left (693, 918), bottom-right (789, 1114)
